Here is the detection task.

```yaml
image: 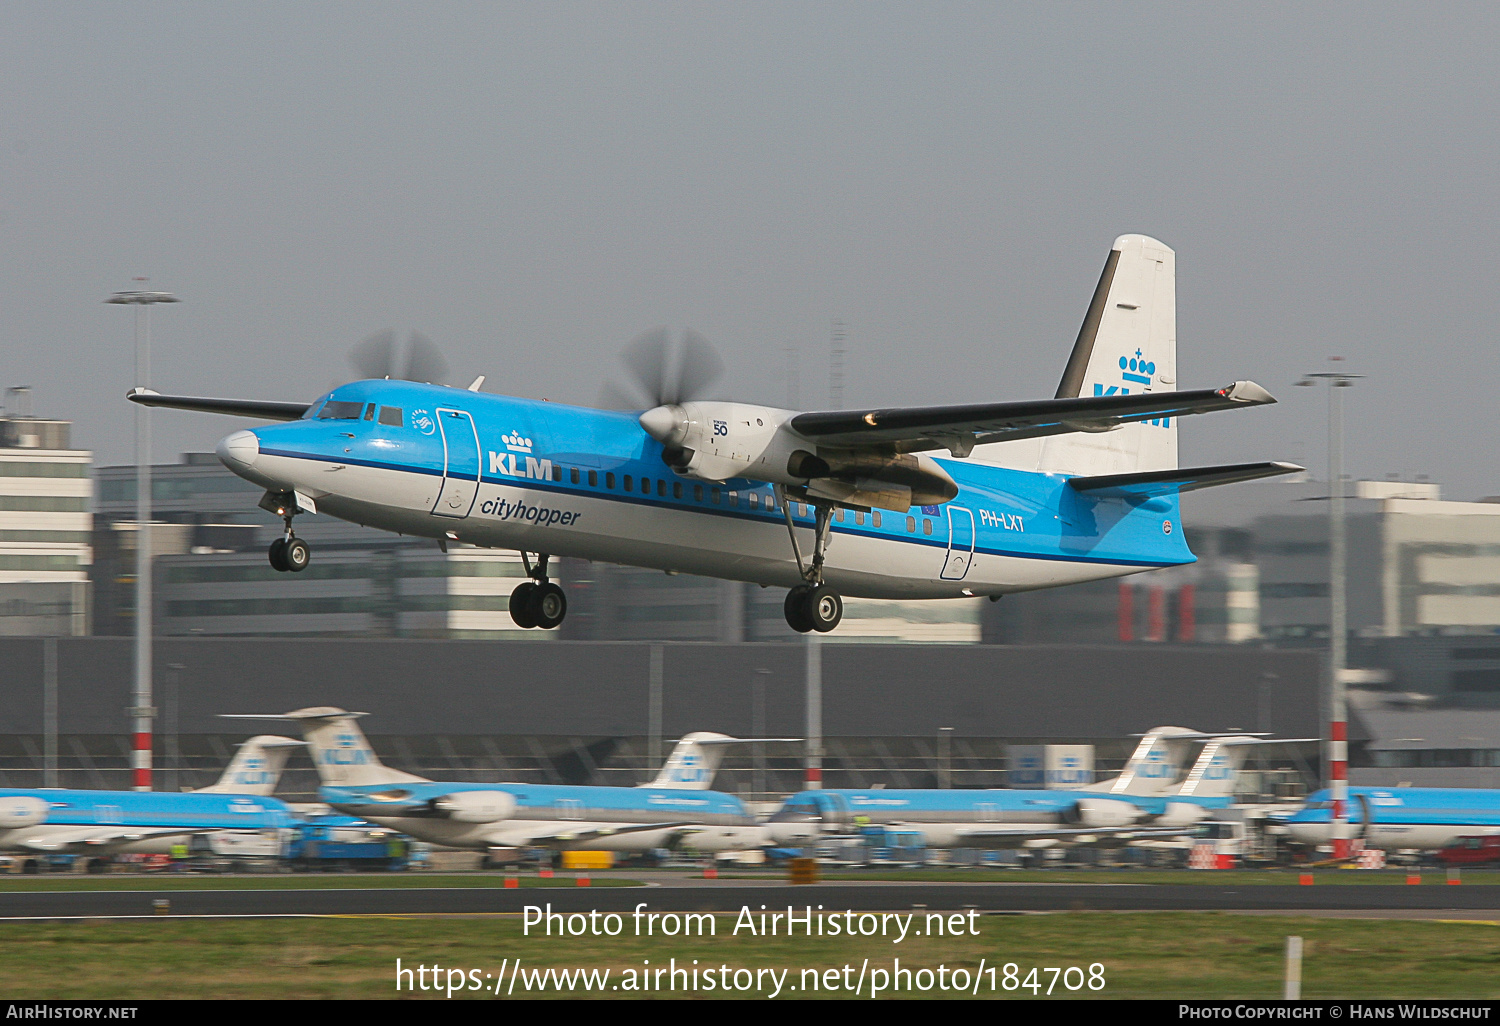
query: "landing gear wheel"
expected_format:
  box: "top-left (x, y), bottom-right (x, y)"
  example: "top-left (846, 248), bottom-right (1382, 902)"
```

top-left (268, 538), bottom-right (289, 572)
top-left (509, 581), bottom-right (539, 628)
top-left (284, 537), bottom-right (311, 572)
top-left (529, 582), bottom-right (567, 630)
top-left (806, 585), bottom-right (843, 633)
top-left (784, 585), bottom-right (814, 633)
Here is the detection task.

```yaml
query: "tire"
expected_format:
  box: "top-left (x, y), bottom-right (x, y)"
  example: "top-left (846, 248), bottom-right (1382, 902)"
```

top-left (530, 582), bottom-right (567, 630)
top-left (509, 582), bottom-right (539, 628)
top-left (268, 538), bottom-right (289, 572)
top-left (284, 537), bottom-right (311, 572)
top-left (806, 585), bottom-right (843, 633)
top-left (784, 585), bottom-right (814, 633)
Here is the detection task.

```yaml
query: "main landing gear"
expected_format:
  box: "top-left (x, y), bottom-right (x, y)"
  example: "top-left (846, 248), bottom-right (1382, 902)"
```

top-left (509, 551), bottom-right (567, 630)
top-left (268, 508), bottom-right (311, 573)
top-left (778, 494), bottom-right (843, 634)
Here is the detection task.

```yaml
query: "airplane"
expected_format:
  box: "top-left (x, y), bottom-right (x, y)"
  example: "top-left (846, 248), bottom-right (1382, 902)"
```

top-left (764, 728), bottom-right (1296, 849)
top-left (227, 708), bottom-right (778, 855)
top-left (126, 233), bottom-right (1298, 633)
top-left (0, 735), bottom-right (303, 866)
top-left (1274, 787), bottom-right (1500, 852)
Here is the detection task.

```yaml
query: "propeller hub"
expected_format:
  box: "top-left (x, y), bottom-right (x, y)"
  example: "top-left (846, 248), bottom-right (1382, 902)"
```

top-left (639, 405), bottom-right (688, 446)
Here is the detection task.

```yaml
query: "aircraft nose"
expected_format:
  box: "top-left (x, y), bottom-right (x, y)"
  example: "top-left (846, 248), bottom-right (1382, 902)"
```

top-left (216, 429), bottom-right (260, 473)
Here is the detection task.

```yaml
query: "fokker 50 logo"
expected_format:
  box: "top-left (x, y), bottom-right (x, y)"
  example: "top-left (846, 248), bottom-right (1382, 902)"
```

top-left (1095, 350), bottom-right (1170, 428)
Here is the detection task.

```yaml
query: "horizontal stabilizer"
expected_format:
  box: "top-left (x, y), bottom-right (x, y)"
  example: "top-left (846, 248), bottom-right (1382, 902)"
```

top-left (1067, 461), bottom-right (1303, 499)
top-left (127, 388), bottom-right (310, 422)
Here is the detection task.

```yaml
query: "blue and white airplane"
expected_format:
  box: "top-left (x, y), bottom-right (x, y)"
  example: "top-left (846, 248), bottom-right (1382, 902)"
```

top-left (128, 234), bottom-right (1297, 632)
top-left (765, 728), bottom-right (1288, 849)
top-left (0, 735), bottom-right (302, 858)
top-left (1276, 787), bottom-right (1500, 852)
top-left (239, 708), bottom-right (772, 854)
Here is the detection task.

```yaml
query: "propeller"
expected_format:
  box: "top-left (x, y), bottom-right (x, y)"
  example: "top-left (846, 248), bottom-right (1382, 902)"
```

top-left (601, 328), bottom-right (724, 410)
top-left (349, 330), bottom-right (452, 385)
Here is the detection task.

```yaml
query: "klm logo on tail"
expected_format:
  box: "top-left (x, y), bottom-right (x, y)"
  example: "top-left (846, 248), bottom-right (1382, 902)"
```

top-left (322, 732), bottom-right (372, 767)
top-left (233, 756), bottom-right (273, 787)
top-left (668, 754), bottom-right (707, 785)
top-left (1095, 351), bottom-right (1170, 428)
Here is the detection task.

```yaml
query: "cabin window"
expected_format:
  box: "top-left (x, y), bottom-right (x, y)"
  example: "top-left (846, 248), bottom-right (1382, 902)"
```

top-left (906, 516), bottom-right (916, 532)
top-left (378, 406), bottom-right (403, 427)
top-left (552, 464), bottom-right (562, 482)
top-left (923, 519), bottom-right (933, 536)
top-left (605, 473), bottom-right (615, 489)
top-left (749, 493), bottom-right (759, 510)
top-left (711, 488), bottom-right (721, 504)
top-left (673, 482), bottom-right (683, 500)
top-left (640, 477), bottom-right (649, 494)
top-left (872, 511), bottom-right (882, 528)
top-left (316, 400), bottom-right (364, 420)
top-left (363, 403), bottom-right (376, 421)
top-left (588, 470), bottom-right (598, 487)
top-left (728, 490), bottom-right (737, 505)
top-left (854, 511), bottom-right (865, 525)
top-left (834, 509), bottom-right (844, 522)
top-left (570, 468), bottom-right (580, 485)
top-left (624, 475), bottom-right (633, 492)
top-left (660, 479), bottom-right (669, 498)
top-left (693, 484), bottom-right (703, 502)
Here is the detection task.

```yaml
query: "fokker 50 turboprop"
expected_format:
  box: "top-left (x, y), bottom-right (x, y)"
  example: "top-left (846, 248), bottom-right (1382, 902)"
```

top-left (129, 234), bottom-right (1297, 632)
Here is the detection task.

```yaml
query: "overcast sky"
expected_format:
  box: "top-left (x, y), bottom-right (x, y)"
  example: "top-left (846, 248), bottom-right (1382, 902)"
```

top-left (2, 3), bottom-right (1497, 496)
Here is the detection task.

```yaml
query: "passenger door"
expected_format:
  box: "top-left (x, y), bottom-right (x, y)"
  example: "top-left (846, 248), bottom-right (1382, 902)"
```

top-left (431, 409), bottom-right (481, 519)
top-left (941, 506), bottom-right (976, 580)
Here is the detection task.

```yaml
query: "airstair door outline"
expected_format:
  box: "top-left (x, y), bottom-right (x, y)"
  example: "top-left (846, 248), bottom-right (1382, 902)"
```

top-left (432, 408), bottom-right (481, 519)
top-left (941, 505), bottom-right (976, 580)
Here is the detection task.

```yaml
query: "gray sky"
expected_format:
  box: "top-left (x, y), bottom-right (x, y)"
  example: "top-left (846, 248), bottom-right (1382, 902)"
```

top-left (2, 3), bottom-right (1498, 496)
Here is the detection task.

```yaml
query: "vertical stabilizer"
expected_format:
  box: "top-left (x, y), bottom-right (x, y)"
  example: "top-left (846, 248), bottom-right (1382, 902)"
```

top-left (645, 732), bottom-right (802, 789)
top-left (221, 708), bottom-right (428, 787)
top-left (1039, 234), bottom-right (1178, 476)
top-left (1090, 726), bottom-right (1200, 796)
top-left (196, 735), bottom-right (304, 796)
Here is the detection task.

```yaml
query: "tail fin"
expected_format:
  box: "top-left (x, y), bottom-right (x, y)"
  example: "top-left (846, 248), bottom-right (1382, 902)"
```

top-left (1090, 726), bottom-right (1203, 796)
top-left (1173, 739), bottom-right (1246, 799)
top-left (644, 731), bottom-right (801, 789)
top-left (1040, 234), bottom-right (1178, 476)
top-left (221, 708), bottom-right (426, 787)
top-left (195, 735), bottom-right (304, 795)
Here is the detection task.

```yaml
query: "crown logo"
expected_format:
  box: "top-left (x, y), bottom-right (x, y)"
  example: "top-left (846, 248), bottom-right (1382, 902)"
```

top-left (1119, 349), bottom-right (1155, 385)
top-left (502, 432), bottom-right (533, 453)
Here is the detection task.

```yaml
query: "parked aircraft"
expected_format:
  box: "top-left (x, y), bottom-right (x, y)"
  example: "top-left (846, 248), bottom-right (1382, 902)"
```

top-left (232, 708), bottom-right (771, 854)
top-left (764, 728), bottom-right (1288, 848)
top-left (0, 735), bottom-right (302, 862)
top-left (1276, 787), bottom-right (1500, 851)
top-left (128, 234), bottom-right (1297, 633)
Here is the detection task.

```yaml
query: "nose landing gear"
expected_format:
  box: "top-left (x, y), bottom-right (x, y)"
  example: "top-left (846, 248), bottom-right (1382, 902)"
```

top-left (509, 552), bottom-right (567, 629)
top-left (267, 505), bottom-right (311, 573)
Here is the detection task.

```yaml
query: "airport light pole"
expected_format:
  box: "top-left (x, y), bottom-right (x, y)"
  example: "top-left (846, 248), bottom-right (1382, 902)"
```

top-left (106, 285), bottom-right (179, 790)
top-left (1296, 361), bottom-right (1361, 859)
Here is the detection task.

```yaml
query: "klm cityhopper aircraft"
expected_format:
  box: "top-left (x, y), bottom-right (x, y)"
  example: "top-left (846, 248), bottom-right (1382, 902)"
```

top-left (1277, 787), bottom-right (1500, 852)
top-left (129, 234), bottom-right (1297, 633)
top-left (765, 729), bottom-right (1288, 848)
top-left (234, 708), bottom-right (773, 854)
top-left (0, 735), bottom-right (302, 860)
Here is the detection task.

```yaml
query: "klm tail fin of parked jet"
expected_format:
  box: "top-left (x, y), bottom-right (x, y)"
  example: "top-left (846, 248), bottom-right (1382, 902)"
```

top-left (195, 735), bottom-right (304, 796)
top-left (644, 732), bottom-right (801, 789)
top-left (222, 709), bottom-right (426, 787)
top-left (1086, 726), bottom-right (1203, 796)
top-left (1040, 234), bottom-right (1179, 477)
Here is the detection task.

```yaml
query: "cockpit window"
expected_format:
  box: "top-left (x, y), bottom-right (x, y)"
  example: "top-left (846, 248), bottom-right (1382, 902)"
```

top-left (363, 404), bottom-right (376, 421)
top-left (378, 406), bottom-right (403, 427)
top-left (769, 798), bottom-right (821, 823)
top-left (317, 400), bottom-right (365, 420)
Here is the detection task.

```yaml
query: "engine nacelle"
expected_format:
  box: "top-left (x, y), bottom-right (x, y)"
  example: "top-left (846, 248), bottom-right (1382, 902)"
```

top-left (1061, 798), bottom-right (1142, 829)
top-left (431, 790), bottom-right (517, 824)
top-left (0, 796), bottom-right (49, 828)
top-left (1153, 802), bottom-right (1209, 829)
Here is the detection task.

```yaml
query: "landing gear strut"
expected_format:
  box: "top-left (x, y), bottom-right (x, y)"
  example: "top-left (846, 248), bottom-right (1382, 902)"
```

top-left (268, 508), bottom-right (310, 573)
top-left (510, 551), bottom-right (567, 630)
top-left (777, 491), bottom-right (843, 634)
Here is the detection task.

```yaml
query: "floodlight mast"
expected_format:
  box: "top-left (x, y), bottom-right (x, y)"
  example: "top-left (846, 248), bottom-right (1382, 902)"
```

top-left (105, 286), bottom-right (179, 790)
top-left (1296, 360), bottom-right (1362, 860)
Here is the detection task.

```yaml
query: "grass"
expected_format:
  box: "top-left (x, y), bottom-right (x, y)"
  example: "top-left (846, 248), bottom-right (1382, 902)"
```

top-left (0, 873), bottom-right (641, 892)
top-left (730, 867), bottom-right (1500, 885)
top-left (1, 913), bottom-right (1498, 999)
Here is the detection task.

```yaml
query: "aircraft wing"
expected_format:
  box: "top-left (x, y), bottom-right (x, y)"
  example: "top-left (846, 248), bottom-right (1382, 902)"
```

top-left (1067, 461), bottom-right (1304, 499)
top-left (488, 822), bottom-right (697, 849)
top-left (127, 388), bottom-right (311, 422)
top-left (12, 826), bottom-right (210, 853)
top-left (951, 825), bottom-right (1200, 848)
top-left (788, 381), bottom-right (1274, 455)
